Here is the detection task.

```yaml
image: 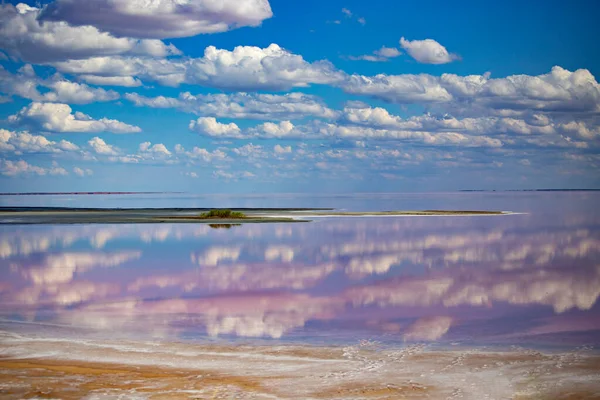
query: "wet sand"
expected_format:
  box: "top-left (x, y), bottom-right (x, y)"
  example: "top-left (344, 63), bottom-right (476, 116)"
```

top-left (1, 334), bottom-right (599, 399)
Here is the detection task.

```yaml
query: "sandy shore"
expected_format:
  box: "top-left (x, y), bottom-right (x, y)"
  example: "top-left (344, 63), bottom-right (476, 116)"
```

top-left (1, 333), bottom-right (599, 399)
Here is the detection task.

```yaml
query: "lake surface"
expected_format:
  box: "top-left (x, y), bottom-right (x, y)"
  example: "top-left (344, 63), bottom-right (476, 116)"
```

top-left (1, 191), bottom-right (599, 350)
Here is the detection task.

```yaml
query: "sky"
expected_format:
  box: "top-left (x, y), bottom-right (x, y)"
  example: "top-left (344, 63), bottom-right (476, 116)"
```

top-left (0, 0), bottom-right (599, 193)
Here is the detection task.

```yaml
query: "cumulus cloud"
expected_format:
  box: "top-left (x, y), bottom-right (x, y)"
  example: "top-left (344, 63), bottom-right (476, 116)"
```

top-left (343, 73), bottom-right (453, 104)
top-left (314, 121), bottom-right (503, 147)
top-left (340, 106), bottom-right (594, 146)
top-left (0, 129), bottom-right (79, 154)
top-left (0, 65), bottom-right (120, 104)
top-left (254, 121), bottom-right (295, 138)
top-left (139, 141), bottom-right (171, 156)
top-left (51, 56), bottom-right (188, 87)
top-left (175, 144), bottom-right (227, 163)
top-left (78, 75), bottom-right (142, 87)
top-left (88, 137), bottom-right (119, 155)
top-left (53, 44), bottom-right (345, 90)
top-left (0, 159), bottom-right (68, 176)
top-left (181, 101), bottom-right (595, 148)
top-left (73, 167), bottom-right (93, 177)
top-left (232, 143), bottom-right (265, 157)
top-left (342, 67), bottom-right (600, 117)
top-left (348, 46), bottom-right (402, 62)
top-left (9, 102), bottom-right (141, 133)
top-left (39, 0), bottom-right (273, 39)
top-left (274, 144), bottom-right (292, 154)
top-left (189, 117), bottom-right (241, 138)
top-left (399, 37), bottom-right (458, 64)
top-left (0, 3), bottom-right (180, 63)
top-left (184, 44), bottom-right (346, 90)
top-left (185, 112), bottom-right (507, 146)
top-left (125, 91), bottom-right (338, 120)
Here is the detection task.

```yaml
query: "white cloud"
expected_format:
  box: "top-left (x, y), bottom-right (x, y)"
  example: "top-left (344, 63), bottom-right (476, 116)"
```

top-left (399, 37), bottom-right (457, 64)
top-left (73, 167), bottom-right (93, 177)
top-left (341, 67), bottom-right (600, 117)
top-left (340, 106), bottom-right (586, 142)
top-left (175, 144), bottom-right (227, 163)
top-left (348, 46), bottom-right (402, 62)
top-left (189, 117), bottom-right (241, 138)
top-left (0, 65), bottom-right (120, 104)
top-left (310, 121), bottom-right (504, 147)
top-left (232, 143), bottom-right (264, 157)
top-left (374, 46), bottom-right (401, 58)
top-left (274, 144), bottom-right (292, 154)
top-left (9, 102), bottom-right (141, 133)
top-left (211, 170), bottom-right (255, 180)
top-left (125, 91), bottom-right (338, 120)
top-left (54, 44), bottom-right (345, 90)
top-left (0, 129), bottom-right (79, 154)
top-left (183, 171), bottom-right (199, 178)
top-left (519, 159), bottom-right (531, 166)
top-left (254, 121), bottom-right (295, 137)
top-left (343, 73), bottom-right (453, 103)
top-left (88, 137), bottom-right (119, 155)
top-left (184, 44), bottom-right (346, 90)
top-left (0, 4), bottom-right (180, 63)
top-left (558, 121), bottom-right (600, 140)
top-left (442, 67), bottom-right (600, 115)
top-left (213, 170), bottom-right (235, 180)
top-left (79, 75), bottom-right (142, 87)
top-left (139, 142), bottom-right (171, 156)
top-left (0, 159), bottom-right (68, 176)
top-left (43, 79), bottom-right (120, 104)
top-left (40, 0), bottom-right (273, 39)
top-left (51, 56), bottom-right (188, 87)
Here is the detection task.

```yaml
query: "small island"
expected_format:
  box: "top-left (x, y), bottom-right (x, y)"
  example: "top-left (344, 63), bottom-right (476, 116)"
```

top-left (164, 209), bottom-right (301, 223)
top-left (198, 209), bottom-right (248, 219)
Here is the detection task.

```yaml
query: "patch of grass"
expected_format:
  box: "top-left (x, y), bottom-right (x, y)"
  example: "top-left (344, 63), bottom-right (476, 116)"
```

top-left (199, 209), bottom-right (247, 219)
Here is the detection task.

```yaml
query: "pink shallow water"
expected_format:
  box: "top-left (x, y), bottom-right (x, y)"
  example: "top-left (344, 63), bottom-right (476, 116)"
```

top-left (0, 192), bottom-right (599, 349)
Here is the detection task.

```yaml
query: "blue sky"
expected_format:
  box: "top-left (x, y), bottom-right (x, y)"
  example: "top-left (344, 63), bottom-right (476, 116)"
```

top-left (0, 0), bottom-right (599, 193)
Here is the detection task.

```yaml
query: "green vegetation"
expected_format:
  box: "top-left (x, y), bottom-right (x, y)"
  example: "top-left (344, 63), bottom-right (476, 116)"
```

top-left (198, 209), bottom-right (247, 219)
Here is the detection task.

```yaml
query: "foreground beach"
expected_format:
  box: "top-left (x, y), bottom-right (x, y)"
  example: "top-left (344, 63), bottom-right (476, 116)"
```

top-left (1, 332), bottom-right (599, 399)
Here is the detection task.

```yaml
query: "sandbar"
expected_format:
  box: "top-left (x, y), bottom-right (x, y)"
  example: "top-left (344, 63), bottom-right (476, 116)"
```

top-left (0, 207), bottom-right (511, 225)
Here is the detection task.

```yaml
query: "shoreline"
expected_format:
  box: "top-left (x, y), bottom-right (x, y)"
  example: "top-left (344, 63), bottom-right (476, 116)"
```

top-left (0, 208), bottom-right (512, 225)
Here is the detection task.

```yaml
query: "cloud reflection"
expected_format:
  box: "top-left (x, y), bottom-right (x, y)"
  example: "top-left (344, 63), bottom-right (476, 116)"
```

top-left (0, 208), bottom-right (599, 342)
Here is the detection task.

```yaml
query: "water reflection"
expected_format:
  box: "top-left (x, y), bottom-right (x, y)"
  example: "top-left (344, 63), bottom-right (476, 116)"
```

top-left (1, 197), bottom-right (599, 347)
